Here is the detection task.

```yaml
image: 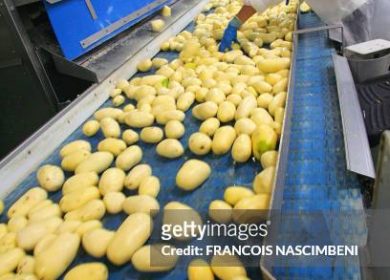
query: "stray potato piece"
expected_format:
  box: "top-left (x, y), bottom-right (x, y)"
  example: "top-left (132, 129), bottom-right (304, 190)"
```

top-left (64, 262), bottom-right (108, 280)
top-left (161, 5), bottom-right (171, 17)
top-left (83, 120), bottom-right (100, 137)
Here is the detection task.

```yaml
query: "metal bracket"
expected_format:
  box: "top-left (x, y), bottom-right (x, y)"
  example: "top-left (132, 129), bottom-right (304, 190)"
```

top-left (333, 54), bottom-right (376, 179)
top-left (293, 24), bottom-right (344, 51)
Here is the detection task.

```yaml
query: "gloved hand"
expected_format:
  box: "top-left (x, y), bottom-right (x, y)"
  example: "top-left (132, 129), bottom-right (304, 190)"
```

top-left (218, 17), bottom-right (241, 52)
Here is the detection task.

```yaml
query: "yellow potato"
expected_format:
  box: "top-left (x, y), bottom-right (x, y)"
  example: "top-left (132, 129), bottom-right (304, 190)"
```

top-left (33, 233), bottom-right (56, 256)
top-left (37, 165), bottom-right (64, 192)
top-left (27, 200), bottom-right (52, 216)
top-left (232, 134), bottom-right (252, 163)
top-left (140, 127), bottom-right (164, 144)
top-left (7, 216), bottom-right (27, 233)
top-left (177, 92), bottom-right (195, 112)
top-left (156, 139), bottom-right (184, 159)
top-left (75, 152), bottom-right (114, 174)
top-left (98, 168), bottom-right (125, 195)
top-left (253, 166), bottom-right (275, 194)
top-left (74, 220), bottom-right (101, 237)
top-left (235, 96), bottom-right (257, 120)
top-left (192, 102), bottom-right (218, 120)
top-left (233, 194), bottom-right (270, 223)
top-left (208, 200), bottom-right (232, 224)
top-left (156, 110), bottom-right (185, 125)
top-left (110, 88), bottom-right (122, 98)
top-left (234, 118), bottom-right (256, 136)
top-left (8, 188), bottom-right (47, 218)
top-left (64, 199), bottom-right (106, 221)
top-left (0, 224), bottom-right (7, 240)
top-left (60, 140), bottom-right (91, 158)
top-left (0, 248), bottom-right (25, 276)
top-left (64, 263), bottom-right (108, 280)
top-left (60, 186), bottom-right (100, 212)
top-left (123, 104), bottom-right (135, 112)
top-left (224, 186), bottom-right (254, 206)
top-left (82, 120), bottom-right (100, 137)
top-left (199, 118), bottom-right (220, 137)
top-left (61, 150), bottom-right (91, 172)
top-left (115, 145), bottom-right (142, 171)
top-left (103, 192), bottom-right (126, 214)
top-left (163, 202), bottom-right (202, 241)
top-left (257, 93), bottom-right (274, 109)
top-left (176, 159), bottom-right (211, 191)
top-left (107, 213), bottom-right (153, 265)
top-left (125, 111), bottom-right (154, 128)
top-left (35, 233), bottom-right (80, 280)
top-left (217, 101), bottom-right (236, 123)
top-left (131, 244), bottom-right (178, 272)
top-left (188, 132), bottom-right (212, 155)
top-left (161, 5), bottom-right (171, 17)
top-left (212, 126), bottom-right (236, 155)
top-left (164, 120), bottom-right (185, 139)
top-left (97, 138), bottom-right (126, 156)
top-left (269, 91), bottom-right (287, 116)
top-left (62, 172), bottom-right (99, 195)
top-left (251, 124), bottom-right (278, 160)
top-left (251, 108), bottom-right (274, 126)
top-left (210, 254), bottom-right (247, 280)
top-left (82, 228), bottom-right (114, 258)
top-left (122, 195), bottom-right (159, 216)
top-left (258, 57), bottom-right (290, 73)
top-left (253, 81), bottom-right (273, 94)
top-left (17, 255), bottom-right (35, 275)
top-left (139, 176), bottom-right (160, 198)
top-left (151, 19), bottom-right (165, 32)
top-left (122, 129), bottom-right (139, 145)
top-left (28, 203), bottom-right (61, 222)
top-left (124, 164), bottom-right (152, 190)
top-left (226, 94), bottom-right (242, 106)
top-left (100, 117), bottom-right (121, 138)
top-left (187, 259), bottom-right (214, 280)
top-left (0, 232), bottom-right (16, 254)
top-left (17, 217), bottom-right (62, 251)
top-left (116, 79), bottom-right (129, 90)
top-left (56, 220), bottom-right (82, 234)
top-left (152, 58), bottom-right (168, 69)
top-left (94, 108), bottom-right (122, 121)
top-left (137, 59), bottom-right (153, 72)
top-left (112, 95), bottom-right (125, 107)
top-left (261, 151), bottom-right (278, 168)
top-left (205, 88), bottom-right (226, 105)
top-left (273, 78), bottom-right (288, 94)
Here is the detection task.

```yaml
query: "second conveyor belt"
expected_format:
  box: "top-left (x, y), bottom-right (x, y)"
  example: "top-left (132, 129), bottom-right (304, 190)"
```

top-left (268, 12), bottom-right (367, 280)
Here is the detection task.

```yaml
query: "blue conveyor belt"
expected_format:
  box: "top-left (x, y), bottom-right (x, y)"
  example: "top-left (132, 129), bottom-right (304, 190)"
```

top-left (271, 12), bottom-right (367, 280)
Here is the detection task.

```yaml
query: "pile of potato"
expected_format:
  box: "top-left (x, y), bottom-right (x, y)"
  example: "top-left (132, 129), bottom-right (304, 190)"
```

top-left (0, 0), bottom-right (298, 279)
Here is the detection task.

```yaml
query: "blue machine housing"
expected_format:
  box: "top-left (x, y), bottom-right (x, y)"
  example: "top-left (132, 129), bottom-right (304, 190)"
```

top-left (44, 0), bottom-right (172, 60)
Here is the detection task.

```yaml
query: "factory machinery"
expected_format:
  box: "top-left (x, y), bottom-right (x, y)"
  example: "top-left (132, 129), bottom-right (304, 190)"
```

top-left (0, 0), bottom-right (389, 279)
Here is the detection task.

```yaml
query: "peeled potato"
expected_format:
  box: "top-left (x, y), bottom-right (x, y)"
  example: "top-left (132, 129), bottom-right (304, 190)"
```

top-left (156, 139), bottom-right (184, 159)
top-left (212, 126), bottom-right (236, 155)
top-left (188, 132), bottom-right (212, 155)
top-left (139, 176), bottom-right (160, 198)
top-left (124, 164), bottom-right (152, 190)
top-left (208, 200), bottom-right (232, 224)
top-left (261, 151), bottom-right (278, 168)
top-left (187, 259), bottom-right (214, 280)
top-left (137, 59), bottom-right (153, 72)
top-left (224, 186), bottom-right (255, 206)
top-left (231, 134), bottom-right (252, 163)
top-left (82, 120), bottom-right (100, 137)
top-left (64, 263), bottom-right (108, 280)
top-left (122, 129), bottom-right (139, 145)
top-left (165, 120), bottom-right (185, 139)
top-left (176, 160), bottom-right (211, 191)
top-left (122, 195), bottom-right (160, 216)
top-left (253, 166), bottom-right (275, 194)
top-left (151, 19), bottom-right (165, 32)
top-left (161, 5), bottom-right (171, 17)
top-left (210, 255), bottom-right (247, 280)
top-left (140, 127), bottom-right (164, 144)
top-left (132, 244), bottom-right (178, 272)
top-left (37, 165), bottom-right (64, 192)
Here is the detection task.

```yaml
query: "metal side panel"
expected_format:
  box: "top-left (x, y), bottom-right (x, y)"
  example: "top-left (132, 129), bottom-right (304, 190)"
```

top-left (0, 0), bottom-right (208, 198)
top-left (333, 54), bottom-right (376, 179)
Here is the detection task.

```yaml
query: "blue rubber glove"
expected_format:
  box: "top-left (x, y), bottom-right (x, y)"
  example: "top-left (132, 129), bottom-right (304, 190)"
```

top-left (218, 17), bottom-right (241, 52)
